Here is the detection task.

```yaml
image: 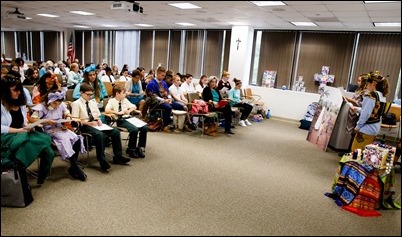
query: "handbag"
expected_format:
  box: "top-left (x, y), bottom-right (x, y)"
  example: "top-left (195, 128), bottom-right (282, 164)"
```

top-left (1, 161), bottom-right (34, 207)
top-left (382, 113), bottom-right (396, 125)
top-left (147, 118), bottom-right (163, 132)
top-left (191, 99), bottom-right (209, 114)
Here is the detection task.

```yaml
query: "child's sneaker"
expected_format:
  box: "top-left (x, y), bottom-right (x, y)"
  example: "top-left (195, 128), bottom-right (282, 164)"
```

top-left (245, 119), bottom-right (252, 126)
top-left (238, 120), bottom-right (246, 127)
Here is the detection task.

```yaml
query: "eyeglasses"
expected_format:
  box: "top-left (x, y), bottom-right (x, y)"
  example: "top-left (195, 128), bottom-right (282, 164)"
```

top-left (84, 92), bottom-right (94, 96)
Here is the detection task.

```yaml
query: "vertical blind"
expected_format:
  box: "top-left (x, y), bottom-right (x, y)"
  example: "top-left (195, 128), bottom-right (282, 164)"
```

top-left (153, 31), bottom-right (169, 69)
top-left (352, 33), bottom-right (401, 101)
top-left (295, 32), bottom-right (355, 94)
top-left (255, 31), bottom-right (297, 88)
top-left (139, 30), bottom-right (153, 71)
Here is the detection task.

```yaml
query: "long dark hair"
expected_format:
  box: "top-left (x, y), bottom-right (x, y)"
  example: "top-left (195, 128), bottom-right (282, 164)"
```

top-left (82, 70), bottom-right (101, 102)
top-left (1, 73), bottom-right (27, 110)
top-left (38, 72), bottom-right (58, 95)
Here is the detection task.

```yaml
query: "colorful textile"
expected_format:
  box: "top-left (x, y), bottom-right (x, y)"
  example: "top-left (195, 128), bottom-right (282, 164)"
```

top-left (330, 161), bottom-right (373, 205)
top-left (342, 170), bottom-right (382, 217)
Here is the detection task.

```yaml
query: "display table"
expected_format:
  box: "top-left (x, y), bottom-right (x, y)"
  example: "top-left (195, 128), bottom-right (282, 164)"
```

top-left (326, 143), bottom-right (401, 216)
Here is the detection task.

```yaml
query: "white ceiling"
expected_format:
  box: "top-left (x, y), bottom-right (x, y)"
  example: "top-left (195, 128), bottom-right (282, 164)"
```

top-left (1, 1), bottom-right (401, 32)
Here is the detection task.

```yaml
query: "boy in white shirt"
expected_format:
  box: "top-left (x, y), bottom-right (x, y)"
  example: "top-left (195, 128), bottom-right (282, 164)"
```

top-left (105, 84), bottom-right (147, 158)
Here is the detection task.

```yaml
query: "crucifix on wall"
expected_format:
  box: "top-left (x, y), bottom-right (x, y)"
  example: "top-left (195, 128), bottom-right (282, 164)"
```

top-left (314, 66), bottom-right (335, 94)
top-left (236, 38), bottom-right (241, 50)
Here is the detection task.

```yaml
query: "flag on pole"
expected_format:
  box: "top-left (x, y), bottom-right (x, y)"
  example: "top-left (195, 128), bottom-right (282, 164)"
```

top-left (67, 33), bottom-right (75, 61)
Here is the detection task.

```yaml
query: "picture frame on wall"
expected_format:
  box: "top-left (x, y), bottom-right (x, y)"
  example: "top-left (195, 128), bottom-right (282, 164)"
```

top-left (262, 70), bottom-right (277, 88)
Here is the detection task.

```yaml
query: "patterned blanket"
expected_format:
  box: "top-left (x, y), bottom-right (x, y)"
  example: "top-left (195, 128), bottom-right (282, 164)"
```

top-left (325, 161), bottom-right (373, 206)
top-left (342, 170), bottom-right (382, 217)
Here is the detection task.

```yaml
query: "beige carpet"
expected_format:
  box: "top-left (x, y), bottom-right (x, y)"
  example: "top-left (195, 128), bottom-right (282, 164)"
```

top-left (1, 118), bottom-right (401, 236)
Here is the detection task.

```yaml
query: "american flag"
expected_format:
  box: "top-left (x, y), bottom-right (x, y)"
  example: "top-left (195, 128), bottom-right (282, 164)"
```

top-left (67, 33), bottom-right (75, 61)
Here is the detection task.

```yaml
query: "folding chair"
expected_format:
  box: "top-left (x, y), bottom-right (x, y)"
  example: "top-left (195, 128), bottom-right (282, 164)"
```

top-left (103, 81), bottom-right (114, 97)
top-left (378, 104), bottom-right (401, 146)
top-left (243, 88), bottom-right (265, 114)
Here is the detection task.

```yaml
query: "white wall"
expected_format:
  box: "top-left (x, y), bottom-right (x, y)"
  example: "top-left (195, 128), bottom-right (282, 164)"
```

top-left (248, 86), bottom-right (320, 121)
top-left (228, 25), bottom-right (254, 82)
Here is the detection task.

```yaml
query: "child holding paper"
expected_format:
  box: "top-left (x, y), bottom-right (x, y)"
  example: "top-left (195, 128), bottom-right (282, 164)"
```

top-left (71, 83), bottom-right (130, 172)
top-left (105, 84), bottom-right (148, 158)
top-left (30, 89), bottom-right (87, 181)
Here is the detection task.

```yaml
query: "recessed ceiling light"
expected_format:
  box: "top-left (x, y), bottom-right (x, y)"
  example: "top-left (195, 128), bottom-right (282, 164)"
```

top-left (36, 13), bottom-right (59, 18)
top-left (168, 3), bottom-right (201, 9)
top-left (135, 24), bottom-right (154, 27)
top-left (291, 22), bottom-right (317, 26)
top-left (250, 1), bottom-right (286, 7)
top-left (69, 11), bottom-right (94, 16)
top-left (374, 22), bottom-right (401, 27)
top-left (176, 22), bottom-right (196, 26)
top-left (73, 25), bottom-right (90, 29)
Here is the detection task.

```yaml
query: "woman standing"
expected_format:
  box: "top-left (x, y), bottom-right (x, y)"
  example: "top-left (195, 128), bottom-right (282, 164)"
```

top-left (351, 71), bottom-right (389, 151)
top-left (344, 74), bottom-right (368, 151)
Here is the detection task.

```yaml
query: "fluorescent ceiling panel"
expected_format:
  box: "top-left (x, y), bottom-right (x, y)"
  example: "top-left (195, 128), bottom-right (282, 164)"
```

top-left (36, 13), bottom-right (59, 18)
top-left (373, 22), bottom-right (401, 26)
top-left (364, 1), bottom-right (399, 3)
top-left (168, 3), bottom-right (201, 9)
top-left (73, 25), bottom-right (90, 28)
top-left (176, 22), bottom-right (196, 26)
top-left (291, 22), bottom-right (317, 26)
top-left (250, 1), bottom-right (286, 7)
top-left (135, 24), bottom-right (154, 27)
top-left (69, 11), bottom-right (94, 16)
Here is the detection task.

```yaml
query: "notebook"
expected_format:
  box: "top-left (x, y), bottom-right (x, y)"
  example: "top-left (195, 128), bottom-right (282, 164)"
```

top-left (217, 100), bottom-right (228, 108)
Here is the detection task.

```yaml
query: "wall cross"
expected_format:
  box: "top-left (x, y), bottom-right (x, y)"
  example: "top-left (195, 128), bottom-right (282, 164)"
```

top-left (236, 38), bottom-right (241, 50)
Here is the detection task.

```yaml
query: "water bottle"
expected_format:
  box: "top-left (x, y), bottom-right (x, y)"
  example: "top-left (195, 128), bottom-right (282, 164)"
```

top-left (266, 109), bottom-right (271, 119)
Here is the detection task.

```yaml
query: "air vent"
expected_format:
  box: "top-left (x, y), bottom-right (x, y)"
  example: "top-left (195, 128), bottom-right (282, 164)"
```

top-left (193, 18), bottom-right (220, 23)
top-left (309, 17), bottom-right (339, 22)
top-left (113, 2), bottom-right (122, 8)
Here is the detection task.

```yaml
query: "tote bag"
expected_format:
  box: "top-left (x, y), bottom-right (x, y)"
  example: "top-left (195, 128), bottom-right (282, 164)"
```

top-left (1, 163), bottom-right (34, 208)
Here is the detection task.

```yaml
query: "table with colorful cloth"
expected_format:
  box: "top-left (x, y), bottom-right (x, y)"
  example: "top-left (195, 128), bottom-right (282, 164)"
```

top-left (325, 142), bottom-right (401, 217)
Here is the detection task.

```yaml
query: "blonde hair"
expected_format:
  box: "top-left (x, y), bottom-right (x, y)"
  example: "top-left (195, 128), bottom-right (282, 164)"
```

top-left (221, 71), bottom-right (230, 78)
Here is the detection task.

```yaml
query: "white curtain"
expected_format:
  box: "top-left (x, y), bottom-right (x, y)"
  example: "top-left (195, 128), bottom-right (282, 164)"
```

top-left (115, 31), bottom-right (140, 71)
